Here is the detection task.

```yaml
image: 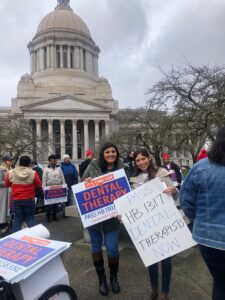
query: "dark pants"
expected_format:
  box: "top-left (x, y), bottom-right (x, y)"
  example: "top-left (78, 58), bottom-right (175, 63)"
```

top-left (148, 257), bottom-right (172, 293)
top-left (199, 244), bottom-right (225, 300)
top-left (12, 199), bottom-right (36, 232)
top-left (46, 204), bottom-right (58, 218)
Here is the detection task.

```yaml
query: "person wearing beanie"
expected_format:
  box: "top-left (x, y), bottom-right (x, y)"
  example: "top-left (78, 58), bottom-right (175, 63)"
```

top-left (197, 149), bottom-right (208, 161)
top-left (79, 150), bottom-right (93, 178)
top-left (0, 155), bottom-right (13, 236)
top-left (61, 154), bottom-right (78, 216)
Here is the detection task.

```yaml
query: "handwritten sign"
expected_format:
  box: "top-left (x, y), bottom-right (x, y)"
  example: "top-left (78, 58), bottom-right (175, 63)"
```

top-left (72, 169), bottom-right (131, 228)
top-left (44, 184), bottom-right (67, 205)
top-left (114, 177), bottom-right (196, 267)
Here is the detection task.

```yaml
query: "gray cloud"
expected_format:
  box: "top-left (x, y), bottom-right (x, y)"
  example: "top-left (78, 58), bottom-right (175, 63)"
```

top-left (1, 0), bottom-right (225, 108)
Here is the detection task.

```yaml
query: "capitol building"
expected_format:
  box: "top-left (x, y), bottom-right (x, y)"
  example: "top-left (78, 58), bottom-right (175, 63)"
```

top-left (0, 0), bottom-right (118, 161)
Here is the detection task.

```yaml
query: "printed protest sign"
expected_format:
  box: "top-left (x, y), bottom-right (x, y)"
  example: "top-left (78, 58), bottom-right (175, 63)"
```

top-left (72, 169), bottom-right (131, 228)
top-left (114, 177), bottom-right (196, 267)
top-left (44, 184), bottom-right (67, 205)
top-left (0, 234), bottom-right (70, 283)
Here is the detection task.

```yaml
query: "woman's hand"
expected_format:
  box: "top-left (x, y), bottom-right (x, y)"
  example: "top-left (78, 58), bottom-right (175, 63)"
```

top-left (113, 214), bottom-right (123, 222)
top-left (163, 186), bottom-right (177, 195)
top-left (83, 177), bottom-right (93, 182)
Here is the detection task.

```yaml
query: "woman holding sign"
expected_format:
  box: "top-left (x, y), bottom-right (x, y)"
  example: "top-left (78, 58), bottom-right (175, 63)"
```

top-left (132, 149), bottom-right (178, 300)
top-left (82, 143), bottom-right (129, 296)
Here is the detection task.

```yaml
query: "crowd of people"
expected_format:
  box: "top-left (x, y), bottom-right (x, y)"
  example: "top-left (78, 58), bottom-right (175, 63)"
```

top-left (1, 126), bottom-right (225, 300)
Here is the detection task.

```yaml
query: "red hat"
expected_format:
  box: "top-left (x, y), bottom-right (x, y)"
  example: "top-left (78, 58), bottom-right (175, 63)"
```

top-left (197, 149), bottom-right (208, 161)
top-left (86, 150), bottom-right (93, 158)
top-left (162, 153), bottom-right (170, 160)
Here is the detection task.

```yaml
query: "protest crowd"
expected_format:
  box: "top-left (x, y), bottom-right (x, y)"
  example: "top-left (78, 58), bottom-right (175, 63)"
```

top-left (0, 126), bottom-right (225, 300)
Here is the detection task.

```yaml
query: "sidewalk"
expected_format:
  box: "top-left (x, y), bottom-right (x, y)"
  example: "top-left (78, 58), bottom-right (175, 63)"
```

top-left (36, 207), bottom-right (212, 300)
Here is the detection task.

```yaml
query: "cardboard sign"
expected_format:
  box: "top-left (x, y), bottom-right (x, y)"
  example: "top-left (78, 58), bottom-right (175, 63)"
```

top-left (72, 169), bottom-right (131, 228)
top-left (44, 184), bottom-right (67, 205)
top-left (114, 177), bottom-right (196, 267)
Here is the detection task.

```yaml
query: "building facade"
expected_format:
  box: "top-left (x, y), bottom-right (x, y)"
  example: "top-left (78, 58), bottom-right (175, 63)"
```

top-left (0, 0), bottom-right (118, 161)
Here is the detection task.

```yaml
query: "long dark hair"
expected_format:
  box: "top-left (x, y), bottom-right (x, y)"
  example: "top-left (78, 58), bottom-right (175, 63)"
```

top-left (133, 149), bottom-right (158, 180)
top-left (99, 143), bottom-right (120, 172)
top-left (208, 126), bottom-right (225, 165)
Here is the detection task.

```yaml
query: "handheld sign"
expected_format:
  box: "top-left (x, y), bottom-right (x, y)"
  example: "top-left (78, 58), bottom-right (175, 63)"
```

top-left (72, 169), bottom-right (131, 228)
top-left (44, 184), bottom-right (67, 205)
top-left (114, 177), bottom-right (196, 267)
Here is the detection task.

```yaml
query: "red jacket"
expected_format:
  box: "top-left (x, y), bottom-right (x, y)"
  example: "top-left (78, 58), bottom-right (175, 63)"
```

top-left (5, 166), bottom-right (42, 200)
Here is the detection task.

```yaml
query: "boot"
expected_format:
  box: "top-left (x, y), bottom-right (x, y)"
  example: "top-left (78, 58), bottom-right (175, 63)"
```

top-left (150, 288), bottom-right (158, 300)
top-left (159, 292), bottom-right (169, 300)
top-left (108, 256), bottom-right (120, 294)
top-left (92, 252), bottom-right (108, 296)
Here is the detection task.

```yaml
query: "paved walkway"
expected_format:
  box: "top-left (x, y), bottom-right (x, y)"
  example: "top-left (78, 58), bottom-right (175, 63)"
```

top-left (36, 207), bottom-right (212, 300)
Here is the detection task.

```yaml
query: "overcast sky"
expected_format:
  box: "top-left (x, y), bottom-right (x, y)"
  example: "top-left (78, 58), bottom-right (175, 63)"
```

top-left (1, 0), bottom-right (225, 108)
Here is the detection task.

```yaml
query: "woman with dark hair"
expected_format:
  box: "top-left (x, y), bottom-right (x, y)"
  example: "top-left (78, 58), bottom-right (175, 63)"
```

top-left (180, 126), bottom-right (225, 300)
top-left (82, 143), bottom-right (128, 296)
top-left (132, 149), bottom-right (178, 300)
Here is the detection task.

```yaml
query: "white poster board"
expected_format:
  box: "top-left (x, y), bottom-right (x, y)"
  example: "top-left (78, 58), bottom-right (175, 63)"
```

top-left (44, 184), bottom-right (67, 205)
top-left (72, 169), bottom-right (131, 228)
top-left (114, 177), bottom-right (196, 267)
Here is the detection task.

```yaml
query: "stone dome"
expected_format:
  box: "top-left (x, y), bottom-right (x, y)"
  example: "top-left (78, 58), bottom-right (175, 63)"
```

top-left (37, 5), bottom-right (91, 37)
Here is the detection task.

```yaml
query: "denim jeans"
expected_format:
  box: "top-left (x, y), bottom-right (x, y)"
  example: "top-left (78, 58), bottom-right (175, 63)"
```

top-left (12, 199), bottom-right (36, 232)
top-left (199, 244), bottom-right (225, 300)
top-left (88, 228), bottom-right (119, 257)
top-left (148, 257), bottom-right (172, 293)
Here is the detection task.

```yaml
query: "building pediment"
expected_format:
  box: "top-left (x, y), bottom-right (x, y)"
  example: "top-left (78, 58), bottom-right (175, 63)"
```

top-left (21, 96), bottom-right (111, 112)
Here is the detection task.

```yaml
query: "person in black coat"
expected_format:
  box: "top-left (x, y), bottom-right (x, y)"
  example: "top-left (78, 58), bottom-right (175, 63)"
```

top-left (32, 161), bottom-right (44, 206)
top-left (162, 153), bottom-right (183, 189)
top-left (79, 150), bottom-right (93, 178)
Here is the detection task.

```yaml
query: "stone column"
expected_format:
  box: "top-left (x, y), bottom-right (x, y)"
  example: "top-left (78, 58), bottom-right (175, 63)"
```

top-left (30, 52), bottom-right (33, 74)
top-left (74, 46), bottom-right (80, 69)
top-left (39, 47), bottom-right (45, 71)
top-left (80, 47), bottom-right (84, 70)
top-left (36, 120), bottom-right (41, 158)
top-left (48, 119), bottom-right (54, 155)
top-left (94, 120), bottom-right (100, 149)
top-left (105, 120), bottom-right (110, 138)
top-left (47, 46), bottom-right (51, 68)
top-left (94, 56), bottom-right (99, 76)
top-left (67, 46), bottom-right (71, 68)
top-left (83, 120), bottom-right (89, 152)
top-left (60, 45), bottom-right (63, 68)
top-left (72, 120), bottom-right (78, 160)
top-left (51, 45), bottom-right (56, 68)
top-left (60, 120), bottom-right (65, 158)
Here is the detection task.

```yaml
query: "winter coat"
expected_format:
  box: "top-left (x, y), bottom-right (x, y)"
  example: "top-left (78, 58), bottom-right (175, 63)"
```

top-left (82, 158), bottom-right (129, 233)
top-left (162, 162), bottom-right (183, 187)
top-left (0, 164), bottom-right (11, 223)
top-left (79, 159), bottom-right (91, 178)
top-left (5, 167), bottom-right (42, 200)
top-left (42, 165), bottom-right (66, 187)
top-left (131, 167), bottom-right (179, 201)
top-left (61, 162), bottom-right (78, 187)
top-left (180, 158), bottom-right (225, 250)
top-left (32, 165), bottom-right (44, 198)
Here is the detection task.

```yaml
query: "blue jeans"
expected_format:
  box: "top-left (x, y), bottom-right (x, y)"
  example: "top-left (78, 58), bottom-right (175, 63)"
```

top-left (199, 244), bottom-right (225, 300)
top-left (148, 257), bottom-right (172, 293)
top-left (88, 228), bottom-right (119, 257)
top-left (12, 199), bottom-right (36, 232)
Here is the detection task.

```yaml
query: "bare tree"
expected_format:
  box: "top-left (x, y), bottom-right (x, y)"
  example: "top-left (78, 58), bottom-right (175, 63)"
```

top-left (147, 64), bottom-right (225, 162)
